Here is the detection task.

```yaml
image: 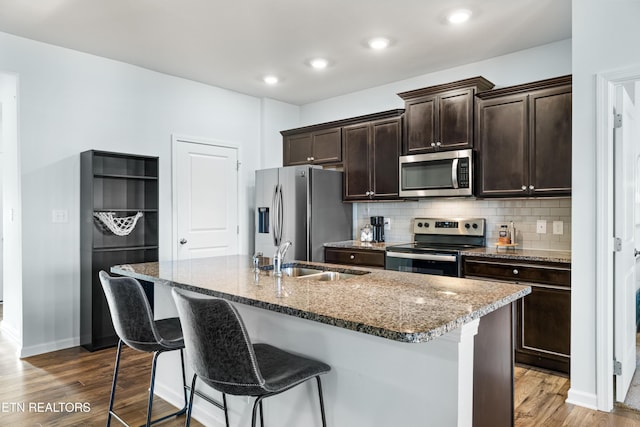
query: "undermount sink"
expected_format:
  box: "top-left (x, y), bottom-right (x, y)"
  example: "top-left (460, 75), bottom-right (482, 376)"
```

top-left (261, 264), bottom-right (368, 281)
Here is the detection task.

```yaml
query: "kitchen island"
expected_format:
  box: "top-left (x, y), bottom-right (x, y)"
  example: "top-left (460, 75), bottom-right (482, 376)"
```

top-left (112, 256), bottom-right (530, 427)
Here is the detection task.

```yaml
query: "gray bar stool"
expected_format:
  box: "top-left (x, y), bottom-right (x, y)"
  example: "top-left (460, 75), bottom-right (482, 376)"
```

top-left (99, 271), bottom-right (188, 427)
top-left (171, 288), bottom-right (331, 427)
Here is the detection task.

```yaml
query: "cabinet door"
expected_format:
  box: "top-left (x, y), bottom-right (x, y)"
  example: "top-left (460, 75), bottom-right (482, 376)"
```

top-left (476, 94), bottom-right (529, 197)
top-left (371, 118), bottom-right (401, 199)
top-left (283, 133), bottom-right (312, 166)
top-left (516, 285), bottom-right (571, 373)
top-left (438, 89), bottom-right (474, 150)
top-left (343, 123), bottom-right (371, 200)
top-left (404, 96), bottom-right (436, 154)
top-left (312, 128), bottom-right (342, 164)
top-left (529, 86), bottom-right (572, 195)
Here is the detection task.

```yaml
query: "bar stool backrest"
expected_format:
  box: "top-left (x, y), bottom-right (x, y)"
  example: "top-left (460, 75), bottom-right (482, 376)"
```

top-left (172, 289), bottom-right (268, 395)
top-left (99, 271), bottom-right (161, 352)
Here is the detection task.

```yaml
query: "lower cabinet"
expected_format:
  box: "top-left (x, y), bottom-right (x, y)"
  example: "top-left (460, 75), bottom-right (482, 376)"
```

top-left (463, 256), bottom-right (571, 374)
top-left (324, 247), bottom-right (385, 268)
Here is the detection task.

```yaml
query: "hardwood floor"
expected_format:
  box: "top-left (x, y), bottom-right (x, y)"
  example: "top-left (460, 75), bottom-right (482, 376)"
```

top-left (0, 327), bottom-right (203, 426)
top-left (2, 320), bottom-right (640, 427)
top-left (514, 365), bottom-right (640, 426)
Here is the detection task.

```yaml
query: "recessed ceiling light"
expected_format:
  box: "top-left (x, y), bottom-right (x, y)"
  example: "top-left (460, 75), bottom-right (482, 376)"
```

top-left (447, 9), bottom-right (472, 24)
top-left (263, 75), bottom-right (279, 85)
top-left (309, 58), bottom-right (329, 69)
top-left (368, 37), bottom-right (390, 50)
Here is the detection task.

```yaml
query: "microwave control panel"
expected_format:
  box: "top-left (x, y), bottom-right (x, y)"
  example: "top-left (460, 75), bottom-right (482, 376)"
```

top-left (458, 158), bottom-right (470, 188)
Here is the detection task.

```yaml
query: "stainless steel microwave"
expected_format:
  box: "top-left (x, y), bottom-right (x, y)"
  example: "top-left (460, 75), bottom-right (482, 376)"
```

top-left (399, 149), bottom-right (473, 197)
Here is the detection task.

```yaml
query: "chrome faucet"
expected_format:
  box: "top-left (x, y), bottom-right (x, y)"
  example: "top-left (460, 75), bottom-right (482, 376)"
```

top-left (273, 241), bottom-right (292, 277)
top-left (252, 251), bottom-right (263, 272)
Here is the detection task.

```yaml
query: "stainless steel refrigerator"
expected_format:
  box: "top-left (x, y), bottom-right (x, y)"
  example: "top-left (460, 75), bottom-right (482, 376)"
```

top-left (255, 166), bottom-right (352, 262)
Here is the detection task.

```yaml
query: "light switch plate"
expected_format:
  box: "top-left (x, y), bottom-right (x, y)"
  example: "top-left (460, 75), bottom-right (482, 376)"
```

top-left (536, 219), bottom-right (547, 234)
top-left (553, 221), bottom-right (563, 235)
top-left (52, 209), bottom-right (68, 223)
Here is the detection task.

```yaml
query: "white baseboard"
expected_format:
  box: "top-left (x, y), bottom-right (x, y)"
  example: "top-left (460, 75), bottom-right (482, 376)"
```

top-left (566, 387), bottom-right (599, 410)
top-left (0, 321), bottom-right (21, 352)
top-left (19, 336), bottom-right (79, 358)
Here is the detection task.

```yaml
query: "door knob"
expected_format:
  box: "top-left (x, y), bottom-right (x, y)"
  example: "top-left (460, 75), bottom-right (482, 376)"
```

top-left (179, 238), bottom-right (187, 245)
top-left (635, 249), bottom-right (640, 257)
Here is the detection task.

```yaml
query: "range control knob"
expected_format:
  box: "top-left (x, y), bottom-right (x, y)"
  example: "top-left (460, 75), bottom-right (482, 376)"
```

top-left (472, 223), bottom-right (478, 229)
top-left (417, 222), bottom-right (423, 228)
top-left (424, 222), bottom-right (430, 228)
top-left (465, 223), bottom-right (470, 229)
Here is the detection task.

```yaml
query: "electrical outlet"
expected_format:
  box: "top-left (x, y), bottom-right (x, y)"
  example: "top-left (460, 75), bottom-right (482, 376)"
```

top-left (384, 218), bottom-right (391, 231)
top-left (536, 220), bottom-right (547, 234)
top-left (553, 221), bottom-right (563, 235)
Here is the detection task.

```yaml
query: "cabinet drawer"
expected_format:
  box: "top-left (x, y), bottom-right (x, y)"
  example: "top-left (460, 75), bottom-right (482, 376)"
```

top-left (324, 248), bottom-right (385, 268)
top-left (463, 258), bottom-right (570, 287)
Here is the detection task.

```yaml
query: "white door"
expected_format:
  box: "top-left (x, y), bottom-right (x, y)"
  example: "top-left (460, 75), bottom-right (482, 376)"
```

top-left (173, 139), bottom-right (239, 260)
top-left (614, 85), bottom-right (638, 402)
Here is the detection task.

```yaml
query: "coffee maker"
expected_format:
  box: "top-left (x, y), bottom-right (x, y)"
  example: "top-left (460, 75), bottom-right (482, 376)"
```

top-left (370, 216), bottom-right (385, 243)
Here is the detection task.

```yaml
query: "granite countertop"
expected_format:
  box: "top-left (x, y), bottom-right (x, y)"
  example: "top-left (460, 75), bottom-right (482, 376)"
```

top-left (112, 255), bottom-right (530, 344)
top-left (323, 240), bottom-right (401, 251)
top-left (461, 247), bottom-right (571, 264)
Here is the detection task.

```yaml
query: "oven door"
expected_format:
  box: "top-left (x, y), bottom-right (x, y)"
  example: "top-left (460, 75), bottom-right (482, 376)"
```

top-left (385, 251), bottom-right (461, 277)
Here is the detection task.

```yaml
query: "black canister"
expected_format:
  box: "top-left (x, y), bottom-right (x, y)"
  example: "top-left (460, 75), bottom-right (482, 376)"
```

top-left (370, 216), bottom-right (385, 243)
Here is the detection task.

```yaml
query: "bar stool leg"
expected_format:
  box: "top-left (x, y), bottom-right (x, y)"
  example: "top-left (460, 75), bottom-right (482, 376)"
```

top-left (107, 340), bottom-right (124, 427)
top-left (222, 393), bottom-right (230, 427)
top-left (145, 351), bottom-right (161, 426)
top-left (316, 376), bottom-right (327, 427)
top-left (251, 396), bottom-right (267, 427)
top-left (186, 374), bottom-right (198, 427)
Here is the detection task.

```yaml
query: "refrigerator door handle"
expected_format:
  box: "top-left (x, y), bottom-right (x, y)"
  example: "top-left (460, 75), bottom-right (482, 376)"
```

top-left (272, 184), bottom-right (280, 246)
top-left (277, 184), bottom-right (284, 246)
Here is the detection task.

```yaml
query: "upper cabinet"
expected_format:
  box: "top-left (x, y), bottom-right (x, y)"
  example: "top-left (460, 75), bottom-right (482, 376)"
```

top-left (343, 115), bottom-right (403, 201)
top-left (475, 75), bottom-right (572, 198)
top-left (398, 77), bottom-right (494, 155)
top-left (283, 127), bottom-right (342, 166)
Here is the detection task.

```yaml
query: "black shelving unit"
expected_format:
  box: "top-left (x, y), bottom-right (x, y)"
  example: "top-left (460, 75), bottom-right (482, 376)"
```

top-left (80, 150), bottom-right (159, 351)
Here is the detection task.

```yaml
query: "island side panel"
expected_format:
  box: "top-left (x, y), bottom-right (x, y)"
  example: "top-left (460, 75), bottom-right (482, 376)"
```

top-left (473, 303), bottom-right (515, 426)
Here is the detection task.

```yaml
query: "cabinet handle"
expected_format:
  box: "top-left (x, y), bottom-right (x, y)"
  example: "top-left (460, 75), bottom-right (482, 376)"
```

top-left (180, 238), bottom-right (187, 245)
top-left (350, 254), bottom-right (355, 260)
top-left (436, 142), bottom-right (442, 146)
top-left (310, 156), bottom-right (315, 161)
top-left (521, 185), bottom-right (527, 191)
top-left (529, 185), bottom-right (534, 190)
top-left (513, 269), bottom-right (519, 275)
top-left (430, 142), bottom-right (436, 147)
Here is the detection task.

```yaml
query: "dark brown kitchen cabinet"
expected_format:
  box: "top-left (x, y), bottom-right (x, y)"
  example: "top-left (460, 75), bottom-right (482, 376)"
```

top-left (343, 116), bottom-right (402, 201)
top-left (283, 127), bottom-right (341, 166)
top-left (398, 76), bottom-right (494, 155)
top-left (463, 256), bottom-right (571, 374)
top-left (324, 247), bottom-right (385, 268)
top-left (476, 75), bottom-right (572, 197)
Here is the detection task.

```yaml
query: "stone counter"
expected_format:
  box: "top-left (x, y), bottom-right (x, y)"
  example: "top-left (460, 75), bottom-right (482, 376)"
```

top-left (461, 247), bottom-right (571, 264)
top-left (112, 255), bottom-right (530, 343)
top-left (323, 240), bottom-right (400, 251)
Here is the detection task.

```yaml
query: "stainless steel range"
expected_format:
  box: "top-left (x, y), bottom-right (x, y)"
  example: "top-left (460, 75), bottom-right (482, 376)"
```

top-left (385, 218), bottom-right (486, 277)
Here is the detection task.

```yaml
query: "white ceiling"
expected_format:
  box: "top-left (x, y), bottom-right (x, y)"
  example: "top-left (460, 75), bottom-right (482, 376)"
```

top-left (0, 0), bottom-right (571, 105)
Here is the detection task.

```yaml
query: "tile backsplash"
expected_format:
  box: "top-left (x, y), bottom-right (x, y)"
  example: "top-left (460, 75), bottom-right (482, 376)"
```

top-left (355, 198), bottom-right (571, 251)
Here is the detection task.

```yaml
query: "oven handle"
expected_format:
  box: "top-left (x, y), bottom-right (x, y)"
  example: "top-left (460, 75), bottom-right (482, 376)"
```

top-left (386, 251), bottom-right (458, 262)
